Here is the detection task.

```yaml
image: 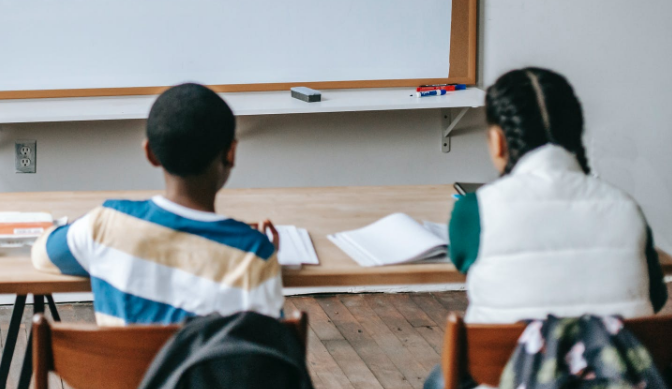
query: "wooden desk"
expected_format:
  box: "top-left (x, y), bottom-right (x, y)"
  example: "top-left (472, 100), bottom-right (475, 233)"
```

top-left (0, 185), bottom-right (465, 294)
top-left (2, 184), bottom-right (671, 293)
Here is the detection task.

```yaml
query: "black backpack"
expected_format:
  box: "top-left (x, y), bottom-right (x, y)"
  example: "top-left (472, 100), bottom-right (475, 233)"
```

top-left (138, 311), bottom-right (314, 389)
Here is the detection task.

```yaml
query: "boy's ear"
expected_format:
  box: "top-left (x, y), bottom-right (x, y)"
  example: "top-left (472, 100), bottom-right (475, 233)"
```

top-left (143, 139), bottom-right (161, 167)
top-left (225, 140), bottom-right (238, 168)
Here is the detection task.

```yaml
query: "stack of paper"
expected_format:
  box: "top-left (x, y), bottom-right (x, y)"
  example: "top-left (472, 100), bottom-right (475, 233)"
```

top-left (328, 213), bottom-right (449, 267)
top-left (275, 225), bottom-right (320, 269)
top-left (0, 212), bottom-right (54, 248)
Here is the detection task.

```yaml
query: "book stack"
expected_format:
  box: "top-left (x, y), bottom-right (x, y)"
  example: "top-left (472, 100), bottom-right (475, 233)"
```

top-left (275, 225), bottom-right (320, 269)
top-left (0, 212), bottom-right (54, 248)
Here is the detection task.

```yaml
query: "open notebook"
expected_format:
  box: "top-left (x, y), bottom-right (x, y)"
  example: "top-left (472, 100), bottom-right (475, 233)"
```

top-left (274, 225), bottom-right (320, 269)
top-left (328, 213), bottom-right (449, 267)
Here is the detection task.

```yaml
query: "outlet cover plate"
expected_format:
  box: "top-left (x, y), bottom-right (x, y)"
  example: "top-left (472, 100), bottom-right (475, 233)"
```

top-left (15, 140), bottom-right (36, 173)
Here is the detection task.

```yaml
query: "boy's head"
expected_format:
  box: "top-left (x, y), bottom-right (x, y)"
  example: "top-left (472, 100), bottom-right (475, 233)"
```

top-left (144, 83), bottom-right (236, 190)
top-left (485, 67), bottom-right (589, 175)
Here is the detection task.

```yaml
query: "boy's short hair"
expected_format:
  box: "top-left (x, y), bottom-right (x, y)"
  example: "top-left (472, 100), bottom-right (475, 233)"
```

top-left (147, 83), bottom-right (235, 177)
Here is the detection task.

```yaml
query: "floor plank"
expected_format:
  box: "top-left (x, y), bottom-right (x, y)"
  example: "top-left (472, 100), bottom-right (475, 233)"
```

top-left (431, 292), bottom-right (468, 313)
top-left (51, 304), bottom-right (76, 323)
top-left (306, 328), bottom-right (356, 389)
top-left (323, 340), bottom-right (384, 389)
top-left (340, 295), bottom-right (428, 389)
top-left (408, 294), bottom-right (452, 355)
top-left (72, 304), bottom-right (95, 324)
top-left (363, 295), bottom-right (441, 372)
top-left (317, 296), bottom-right (412, 389)
top-left (410, 294), bottom-right (453, 328)
top-left (387, 294), bottom-right (436, 328)
top-left (0, 306), bottom-right (19, 389)
top-left (287, 298), bottom-right (358, 389)
top-left (292, 297), bottom-right (345, 341)
top-left (414, 326), bottom-right (444, 356)
top-left (5, 324), bottom-right (27, 389)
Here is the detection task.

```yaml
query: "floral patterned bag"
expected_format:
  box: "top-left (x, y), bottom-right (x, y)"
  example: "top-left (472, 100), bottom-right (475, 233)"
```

top-left (499, 315), bottom-right (667, 389)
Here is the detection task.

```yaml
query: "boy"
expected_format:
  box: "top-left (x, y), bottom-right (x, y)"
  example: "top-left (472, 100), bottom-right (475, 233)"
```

top-left (32, 83), bottom-right (284, 326)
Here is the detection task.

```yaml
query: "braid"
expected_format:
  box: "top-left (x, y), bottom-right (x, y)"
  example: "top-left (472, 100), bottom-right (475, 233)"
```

top-left (486, 67), bottom-right (590, 174)
top-left (486, 70), bottom-right (548, 174)
top-left (574, 145), bottom-right (591, 174)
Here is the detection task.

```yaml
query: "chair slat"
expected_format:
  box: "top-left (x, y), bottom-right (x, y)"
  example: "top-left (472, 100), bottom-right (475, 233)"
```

top-left (442, 314), bottom-right (672, 388)
top-left (33, 312), bottom-right (308, 389)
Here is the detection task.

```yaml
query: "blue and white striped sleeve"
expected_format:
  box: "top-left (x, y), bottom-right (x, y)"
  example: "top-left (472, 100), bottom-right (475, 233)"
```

top-left (31, 213), bottom-right (93, 277)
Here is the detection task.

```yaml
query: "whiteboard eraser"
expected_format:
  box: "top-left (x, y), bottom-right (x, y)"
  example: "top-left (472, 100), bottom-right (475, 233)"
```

top-left (291, 87), bottom-right (321, 103)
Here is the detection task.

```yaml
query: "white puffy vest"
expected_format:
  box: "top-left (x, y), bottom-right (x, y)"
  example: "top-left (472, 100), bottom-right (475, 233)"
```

top-left (465, 145), bottom-right (653, 324)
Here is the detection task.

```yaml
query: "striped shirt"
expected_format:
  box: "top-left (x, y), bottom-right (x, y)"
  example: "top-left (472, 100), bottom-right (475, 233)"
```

top-left (32, 196), bottom-right (284, 326)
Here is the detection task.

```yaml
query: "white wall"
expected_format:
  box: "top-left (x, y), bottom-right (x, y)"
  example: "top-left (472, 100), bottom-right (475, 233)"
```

top-left (0, 109), bottom-right (495, 192)
top-left (482, 0), bottom-right (672, 251)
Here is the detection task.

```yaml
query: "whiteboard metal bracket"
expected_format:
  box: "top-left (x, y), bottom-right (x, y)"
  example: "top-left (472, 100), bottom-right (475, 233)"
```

top-left (441, 107), bottom-right (469, 153)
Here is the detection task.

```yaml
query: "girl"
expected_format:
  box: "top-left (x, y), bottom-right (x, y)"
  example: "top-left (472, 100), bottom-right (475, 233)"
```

top-left (450, 68), bottom-right (667, 324)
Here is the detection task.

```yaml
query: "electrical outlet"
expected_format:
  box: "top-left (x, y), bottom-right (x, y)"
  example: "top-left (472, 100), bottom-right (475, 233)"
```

top-left (15, 140), bottom-right (36, 173)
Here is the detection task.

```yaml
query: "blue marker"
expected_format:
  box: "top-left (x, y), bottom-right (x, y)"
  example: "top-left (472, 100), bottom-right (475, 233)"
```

top-left (416, 89), bottom-right (447, 98)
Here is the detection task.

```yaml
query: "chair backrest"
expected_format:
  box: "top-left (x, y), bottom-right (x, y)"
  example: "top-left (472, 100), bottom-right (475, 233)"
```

top-left (33, 311), bottom-right (308, 389)
top-left (442, 313), bottom-right (672, 389)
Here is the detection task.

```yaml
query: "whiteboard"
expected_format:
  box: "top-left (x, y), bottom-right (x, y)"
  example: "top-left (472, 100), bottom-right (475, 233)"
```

top-left (0, 1), bottom-right (452, 92)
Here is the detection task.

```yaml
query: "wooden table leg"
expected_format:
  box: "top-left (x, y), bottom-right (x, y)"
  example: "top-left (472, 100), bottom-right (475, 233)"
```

top-left (0, 295), bottom-right (27, 389)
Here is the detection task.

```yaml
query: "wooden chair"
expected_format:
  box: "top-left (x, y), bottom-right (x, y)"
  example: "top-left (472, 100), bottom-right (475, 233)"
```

top-left (32, 311), bottom-right (308, 389)
top-left (442, 313), bottom-right (672, 389)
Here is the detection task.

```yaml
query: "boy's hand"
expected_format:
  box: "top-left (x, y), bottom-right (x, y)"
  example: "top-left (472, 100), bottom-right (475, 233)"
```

top-left (249, 220), bottom-right (279, 251)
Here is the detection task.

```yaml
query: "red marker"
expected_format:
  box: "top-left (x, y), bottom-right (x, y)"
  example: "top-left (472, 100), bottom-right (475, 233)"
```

top-left (416, 85), bottom-right (456, 92)
top-left (416, 84), bottom-right (467, 92)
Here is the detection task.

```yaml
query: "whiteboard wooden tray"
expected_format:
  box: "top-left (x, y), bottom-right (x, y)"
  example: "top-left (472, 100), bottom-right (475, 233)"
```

top-left (0, 88), bottom-right (485, 124)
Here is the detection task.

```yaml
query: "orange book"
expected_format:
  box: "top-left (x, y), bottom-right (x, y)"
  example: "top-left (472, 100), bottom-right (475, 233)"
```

top-left (0, 213), bottom-right (53, 237)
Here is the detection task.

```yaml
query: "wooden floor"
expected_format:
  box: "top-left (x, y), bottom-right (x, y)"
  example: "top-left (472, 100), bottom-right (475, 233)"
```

top-left (2, 287), bottom-right (672, 389)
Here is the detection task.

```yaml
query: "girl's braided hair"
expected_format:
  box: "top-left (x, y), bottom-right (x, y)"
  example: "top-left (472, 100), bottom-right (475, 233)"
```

top-left (485, 67), bottom-right (590, 174)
